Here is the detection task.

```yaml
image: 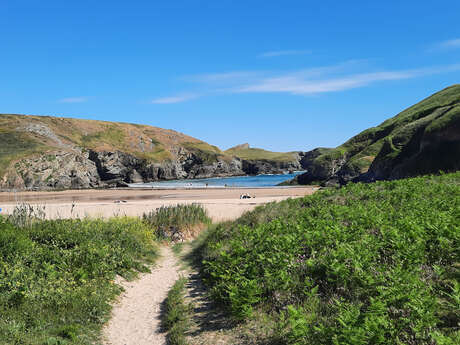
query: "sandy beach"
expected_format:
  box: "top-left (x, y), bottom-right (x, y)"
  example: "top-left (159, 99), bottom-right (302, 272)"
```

top-left (0, 186), bottom-right (317, 222)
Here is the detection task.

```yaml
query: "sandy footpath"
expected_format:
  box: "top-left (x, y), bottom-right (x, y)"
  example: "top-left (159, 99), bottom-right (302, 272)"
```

top-left (0, 187), bottom-right (316, 222)
top-left (102, 246), bottom-right (182, 345)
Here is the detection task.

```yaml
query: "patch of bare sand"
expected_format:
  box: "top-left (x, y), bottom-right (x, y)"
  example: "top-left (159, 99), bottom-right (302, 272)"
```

top-left (102, 246), bottom-right (183, 345)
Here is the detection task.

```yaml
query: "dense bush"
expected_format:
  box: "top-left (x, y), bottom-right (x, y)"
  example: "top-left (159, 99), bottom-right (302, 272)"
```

top-left (143, 203), bottom-right (211, 241)
top-left (0, 215), bottom-right (158, 345)
top-left (197, 172), bottom-right (460, 344)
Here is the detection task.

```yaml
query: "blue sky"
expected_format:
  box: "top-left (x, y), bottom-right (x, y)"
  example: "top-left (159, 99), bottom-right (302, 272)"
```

top-left (1, 1), bottom-right (460, 152)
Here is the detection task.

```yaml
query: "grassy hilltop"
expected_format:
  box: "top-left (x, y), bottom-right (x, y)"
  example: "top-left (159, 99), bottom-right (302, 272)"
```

top-left (0, 114), bottom-right (224, 177)
top-left (196, 172), bottom-right (460, 344)
top-left (0, 115), bottom-right (299, 172)
top-left (295, 84), bottom-right (460, 185)
top-left (225, 143), bottom-right (300, 163)
top-left (0, 114), bottom-right (301, 189)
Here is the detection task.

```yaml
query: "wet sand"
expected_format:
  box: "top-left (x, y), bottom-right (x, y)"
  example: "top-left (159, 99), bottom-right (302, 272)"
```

top-left (0, 187), bottom-right (317, 222)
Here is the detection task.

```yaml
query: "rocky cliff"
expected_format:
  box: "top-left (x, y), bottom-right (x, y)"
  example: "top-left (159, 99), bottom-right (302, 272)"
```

top-left (293, 84), bottom-right (460, 186)
top-left (0, 115), bottom-right (302, 190)
top-left (226, 144), bottom-right (303, 174)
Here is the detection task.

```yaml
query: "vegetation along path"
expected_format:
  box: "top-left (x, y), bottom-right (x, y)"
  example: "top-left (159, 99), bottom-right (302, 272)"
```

top-left (102, 246), bottom-right (183, 345)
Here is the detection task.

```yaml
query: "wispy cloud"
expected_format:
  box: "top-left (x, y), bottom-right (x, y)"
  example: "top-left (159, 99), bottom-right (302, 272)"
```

top-left (151, 93), bottom-right (198, 104)
top-left (258, 50), bottom-right (311, 58)
top-left (236, 64), bottom-right (460, 95)
top-left (185, 71), bottom-right (263, 83)
top-left (237, 70), bottom-right (418, 95)
top-left (58, 97), bottom-right (87, 103)
top-left (440, 38), bottom-right (460, 48)
top-left (429, 38), bottom-right (460, 51)
top-left (152, 62), bottom-right (460, 102)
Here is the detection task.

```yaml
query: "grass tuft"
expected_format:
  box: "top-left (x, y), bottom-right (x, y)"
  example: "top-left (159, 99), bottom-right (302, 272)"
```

top-left (143, 203), bottom-right (211, 241)
top-left (161, 277), bottom-right (192, 345)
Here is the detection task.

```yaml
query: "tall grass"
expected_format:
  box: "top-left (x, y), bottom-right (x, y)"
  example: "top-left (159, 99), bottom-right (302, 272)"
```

top-left (161, 277), bottom-right (193, 345)
top-left (8, 203), bottom-right (47, 228)
top-left (0, 210), bottom-right (158, 345)
top-left (196, 172), bottom-right (460, 344)
top-left (143, 203), bottom-right (211, 241)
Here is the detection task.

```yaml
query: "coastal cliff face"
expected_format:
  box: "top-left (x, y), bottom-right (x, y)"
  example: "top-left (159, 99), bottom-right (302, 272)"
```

top-left (2, 150), bottom-right (245, 190)
top-left (294, 84), bottom-right (460, 186)
top-left (226, 144), bottom-right (303, 174)
top-left (0, 115), bottom-right (301, 190)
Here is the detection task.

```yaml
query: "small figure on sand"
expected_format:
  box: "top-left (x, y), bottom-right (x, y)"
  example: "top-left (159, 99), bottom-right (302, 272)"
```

top-left (239, 193), bottom-right (255, 199)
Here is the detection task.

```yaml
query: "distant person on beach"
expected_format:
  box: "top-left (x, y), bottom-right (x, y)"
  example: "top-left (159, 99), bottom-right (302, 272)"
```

top-left (240, 193), bottom-right (253, 199)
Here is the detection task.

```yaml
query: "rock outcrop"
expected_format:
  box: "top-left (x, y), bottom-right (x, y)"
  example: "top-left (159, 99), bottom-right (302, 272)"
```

top-left (3, 151), bottom-right (101, 190)
top-left (0, 149), bottom-right (247, 190)
top-left (225, 144), bottom-right (304, 175)
top-left (242, 157), bottom-right (302, 175)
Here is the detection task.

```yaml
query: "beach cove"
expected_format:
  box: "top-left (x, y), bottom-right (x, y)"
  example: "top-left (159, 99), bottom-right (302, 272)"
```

top-left (0, 185), bottom-right (317, 222)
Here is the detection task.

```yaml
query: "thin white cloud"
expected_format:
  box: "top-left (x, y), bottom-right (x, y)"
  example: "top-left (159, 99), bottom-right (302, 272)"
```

top-left (439, 38), bottom-right (460, 48)
top-left (237, 64), bottom-right (460, 95)
top-left (154, 62), bottom-right (460, 101)
top-left (429, 38), bottom-right (460, 51)
top-left (258, 50), bottom-right (312, 58)
top-left (182, 71), bottom-right (265, 85)
top-left (237, 71), bottom-right (417, 95)
top-left (186, 60), bottom-right (367, 86)
top-left (151, 93), bottom-right (198, 104)
top-left (58, 97), bottom-right (87, 103)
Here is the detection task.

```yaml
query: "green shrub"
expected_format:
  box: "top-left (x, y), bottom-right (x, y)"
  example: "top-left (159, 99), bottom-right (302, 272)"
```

top-left (143, 203), bottom-right (211, 241)
top-left (197, 172), bottom-right (460, 344)
top-left (0, 216), bottom-right (158, 345)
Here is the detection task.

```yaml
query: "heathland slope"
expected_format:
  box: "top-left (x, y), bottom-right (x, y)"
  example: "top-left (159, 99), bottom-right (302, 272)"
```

top-left (0, 114), bottom-right (302, 190)
top-left (295, 84), bottom-right (460, 185)
top-left (196, 172), bottom-right (460, 344)
top-left (225, 143), bottom-right (303, 175)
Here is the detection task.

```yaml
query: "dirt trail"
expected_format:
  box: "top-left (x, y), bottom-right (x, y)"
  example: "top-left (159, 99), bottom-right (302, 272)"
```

top-left (102, 246), bottom-right (182, 345)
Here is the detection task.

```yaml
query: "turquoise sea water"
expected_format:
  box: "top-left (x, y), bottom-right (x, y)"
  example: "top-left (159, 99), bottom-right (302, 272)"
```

top-left (129, 172), bottom-right (303, 188)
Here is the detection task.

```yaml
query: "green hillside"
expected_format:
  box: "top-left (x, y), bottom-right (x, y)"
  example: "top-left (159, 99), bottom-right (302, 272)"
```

top-left (225, 143), bottom-right (299, 163)
top-left (296, 84), bottom-right (460, 185)
top-left (196, 172), bottom-right (460, 344)
top-left (0, 114), bottom-right (227, 177)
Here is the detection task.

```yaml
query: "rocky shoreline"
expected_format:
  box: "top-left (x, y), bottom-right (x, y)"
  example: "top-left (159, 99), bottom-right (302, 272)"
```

top-left (1, 149), bottom-right (305, 190)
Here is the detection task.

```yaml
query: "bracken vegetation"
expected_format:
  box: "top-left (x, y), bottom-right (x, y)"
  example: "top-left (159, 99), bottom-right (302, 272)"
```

top-left (0, 210), bottom-right (158, 345)
top-left (195, 172), bottom-right (460, 344)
